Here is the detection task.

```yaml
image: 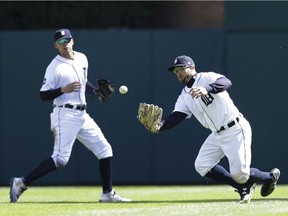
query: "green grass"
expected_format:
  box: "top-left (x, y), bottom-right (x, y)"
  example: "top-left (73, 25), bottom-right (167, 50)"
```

top-left (1, 185), bottom-right (287, 216)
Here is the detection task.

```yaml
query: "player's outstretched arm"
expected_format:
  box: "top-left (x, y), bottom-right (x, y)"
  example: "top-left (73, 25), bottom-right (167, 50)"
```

top-left (86, 80), bottom-right (97, 94)
top-left (160, 111), bottom-right (187, 131)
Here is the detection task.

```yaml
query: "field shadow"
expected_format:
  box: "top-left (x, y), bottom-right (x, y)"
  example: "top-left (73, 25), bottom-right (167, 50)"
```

top-left (131, 198), bottom-right (288, 204)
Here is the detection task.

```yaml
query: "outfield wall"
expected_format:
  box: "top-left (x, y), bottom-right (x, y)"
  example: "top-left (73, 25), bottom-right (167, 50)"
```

top-left (0, 29), bottom-right (225, 185)
top-left (225, 1), bottom-right (288, 184)
top-left (1, 1), bottom-right (288, 186)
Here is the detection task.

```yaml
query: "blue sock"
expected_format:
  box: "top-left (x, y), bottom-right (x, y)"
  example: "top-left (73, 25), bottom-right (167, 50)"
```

top-left (24, 157), bottom-right (57, 186)
top-left (205, 165), bottom-right (239, 189)
top-left (246, 168), bottom-right (271, 184)
top-left (99, 157), bottom-right (113, 194)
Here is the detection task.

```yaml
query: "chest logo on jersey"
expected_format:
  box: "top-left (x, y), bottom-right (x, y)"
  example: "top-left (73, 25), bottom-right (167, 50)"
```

top-left (83, 67), bottom-right (87, 79)
top-left (201, 93), bottom-right (214, 106)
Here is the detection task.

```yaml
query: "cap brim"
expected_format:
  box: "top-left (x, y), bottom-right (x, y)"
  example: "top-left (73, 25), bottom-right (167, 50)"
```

top-left (168, 64), bottom-right (188, 72)
top-left (168, 66), bottom-right (174, 72)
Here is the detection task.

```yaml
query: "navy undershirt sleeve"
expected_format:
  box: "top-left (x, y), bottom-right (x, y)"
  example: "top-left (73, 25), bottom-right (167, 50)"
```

top-left (40, 81), bottom-right (97, 101)
top-left (205, 76), bottom-right (232, 93)
top-left (40, 88), bottom-right (63, 101)
top-left (86, 81), bottom-right (97, 94)
top-left (160, 111), bottom-right (188, 131)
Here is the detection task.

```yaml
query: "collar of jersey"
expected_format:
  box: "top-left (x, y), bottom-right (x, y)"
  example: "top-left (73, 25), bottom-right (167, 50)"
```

top-left (56, 54), bottom-right (75, 64)
top-left (186, 76), bottom-right (196, 88)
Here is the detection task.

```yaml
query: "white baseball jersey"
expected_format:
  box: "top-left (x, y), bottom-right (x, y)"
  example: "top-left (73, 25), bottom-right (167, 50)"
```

top-left (173, 72), bottom-right (240, 132)
top-left (40, 51), bottom-right (113, 166)
top-left (173, 72), bottom-right (251, 183)
top-left (41, 51), bottom-right (87, 106)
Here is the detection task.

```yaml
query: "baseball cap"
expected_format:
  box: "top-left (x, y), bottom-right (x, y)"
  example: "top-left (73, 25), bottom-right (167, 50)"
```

top-left (54, 29), bottom-right (72, 42)
top-left (168, 55), bottom-right (195, 71)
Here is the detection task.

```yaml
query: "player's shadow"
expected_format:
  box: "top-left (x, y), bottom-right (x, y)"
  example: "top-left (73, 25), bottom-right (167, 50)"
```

top-left (130, 198), bottom-right (288, 204)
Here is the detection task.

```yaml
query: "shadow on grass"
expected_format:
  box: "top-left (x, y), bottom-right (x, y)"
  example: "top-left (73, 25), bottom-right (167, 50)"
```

top-left (9, 198), bottom-right (288, 204)
top-left (131, 198), bottom-right (288, 204)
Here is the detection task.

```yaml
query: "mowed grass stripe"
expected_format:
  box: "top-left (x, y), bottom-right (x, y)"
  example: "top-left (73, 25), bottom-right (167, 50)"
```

top-left (0, 185), bottom-right (287, 216)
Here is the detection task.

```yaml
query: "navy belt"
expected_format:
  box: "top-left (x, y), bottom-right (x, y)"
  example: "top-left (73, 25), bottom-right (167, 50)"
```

top-left (55, 104), bottom-right (86, 111)
top-left (217, 117), bottom-right (239, 133)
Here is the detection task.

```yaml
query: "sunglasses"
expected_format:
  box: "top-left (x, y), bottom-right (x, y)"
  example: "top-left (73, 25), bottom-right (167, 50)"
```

top-left (56, 38), bottom-right (72, 45)
top-left (173, 66), bottom-right (188, 74)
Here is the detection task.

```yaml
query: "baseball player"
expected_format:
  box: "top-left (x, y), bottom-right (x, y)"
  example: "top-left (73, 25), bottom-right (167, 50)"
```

top-left (146, 55), bottom-right (280, 203)
top-left (9, 29), bottom-right (131, 203)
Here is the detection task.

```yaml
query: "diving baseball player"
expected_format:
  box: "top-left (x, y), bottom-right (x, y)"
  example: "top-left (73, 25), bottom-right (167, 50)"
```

top-left (138, 55), bottom-right (280, 204)
top-left (9, 29), bottom-right (131, 203)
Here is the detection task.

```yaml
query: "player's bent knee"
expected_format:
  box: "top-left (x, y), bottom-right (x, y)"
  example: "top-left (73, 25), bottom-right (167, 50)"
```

top-left (231, 172), bottom-right (250, 184)
top-left (194, 161), bottom-right (208, 177)
top-left (52, 157), bottom-right (68, 169)
top-left (96, 146), bottom-right (113, 159)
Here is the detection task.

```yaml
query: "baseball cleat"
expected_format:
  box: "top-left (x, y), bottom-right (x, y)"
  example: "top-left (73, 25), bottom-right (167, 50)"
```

top-left (260, 168), bottom-right (280, 197)
top-left (235, 183), bottom-right (256, 204)
top-left (99, 190), bottom-right (131, 203)
top-left (9, 177), bottom-right (27, 203)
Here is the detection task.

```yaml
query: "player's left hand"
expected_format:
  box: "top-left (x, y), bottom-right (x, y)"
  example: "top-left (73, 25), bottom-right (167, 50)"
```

top-left (137, 103), bottom-right (163, 133)
top-left (190, 87), bottom-right (208, 99)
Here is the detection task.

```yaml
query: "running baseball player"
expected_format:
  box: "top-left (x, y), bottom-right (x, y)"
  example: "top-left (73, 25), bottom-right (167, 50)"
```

top-left (138, 55), bottom-right (280, 203)
top-left (9, 29), bottom-right (131, 203)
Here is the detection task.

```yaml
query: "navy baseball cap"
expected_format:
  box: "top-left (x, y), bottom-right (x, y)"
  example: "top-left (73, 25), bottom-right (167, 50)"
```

top-left (54, 29), bottom-right (72, 41)
top-left (168, 55), bottom-right (195, 71)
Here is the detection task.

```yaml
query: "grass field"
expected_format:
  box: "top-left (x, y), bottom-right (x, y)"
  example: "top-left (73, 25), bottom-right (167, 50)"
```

top-left (0, 185), bottom-right (287, 216)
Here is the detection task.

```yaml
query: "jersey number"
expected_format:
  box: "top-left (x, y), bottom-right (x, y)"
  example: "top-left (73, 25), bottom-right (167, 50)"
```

top-left (201, 93), bottom-right (214, 106)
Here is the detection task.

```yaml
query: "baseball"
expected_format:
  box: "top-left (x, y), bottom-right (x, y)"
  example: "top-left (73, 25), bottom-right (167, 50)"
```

top-left (119, 85), bottom-right (128, 94)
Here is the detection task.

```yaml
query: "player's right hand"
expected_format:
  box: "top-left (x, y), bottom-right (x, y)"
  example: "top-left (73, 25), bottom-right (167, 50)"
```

top-left (190, 87), bottom-right (208, 99)
top-left (61, 81), bottom-right (82, 93)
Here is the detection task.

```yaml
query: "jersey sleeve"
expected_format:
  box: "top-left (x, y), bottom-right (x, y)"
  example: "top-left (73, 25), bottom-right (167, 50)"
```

top-left (206, 76), bottom-right (232, 93)
top-left (40, 62), bottom-right (58, 91)
top-left (173, 91), bottom-right (193, 119)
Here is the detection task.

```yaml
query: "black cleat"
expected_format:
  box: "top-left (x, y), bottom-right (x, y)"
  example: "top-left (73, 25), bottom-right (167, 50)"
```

top-left (260, 168), bottom-right (280, 197)
top-left (235, 183), bottom-right (256, 204)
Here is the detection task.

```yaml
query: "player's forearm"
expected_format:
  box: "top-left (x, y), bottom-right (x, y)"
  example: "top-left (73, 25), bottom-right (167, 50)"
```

top-left (40, 88), bottom-right (63, 101)
top-left (160, 111), bottom-right (187, 131)
top-left (85, 81), bottom-right (97, 94)
top-left (206, 76), bottom-right (232, 93)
